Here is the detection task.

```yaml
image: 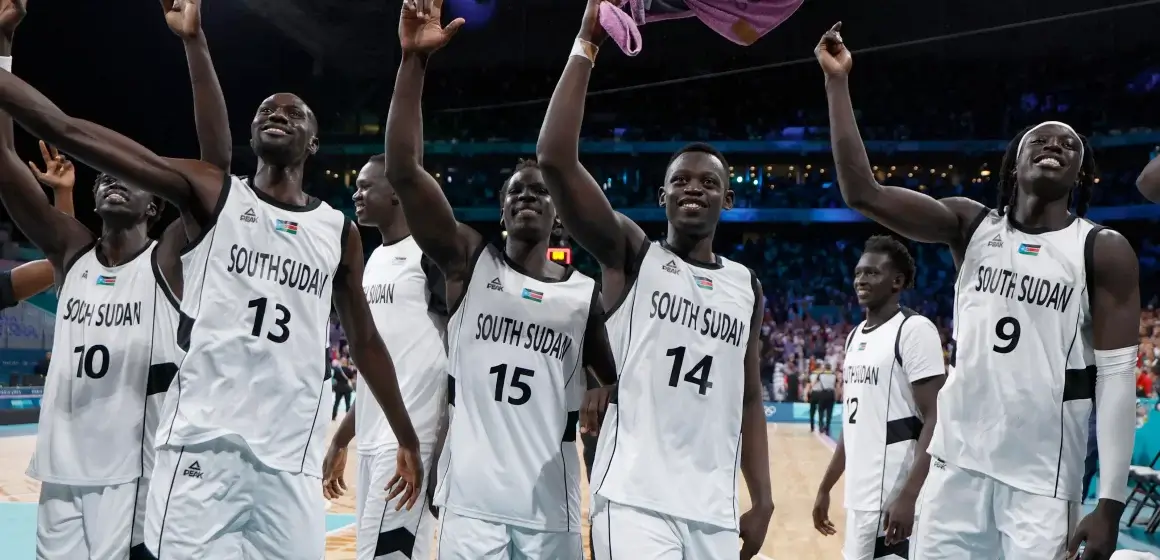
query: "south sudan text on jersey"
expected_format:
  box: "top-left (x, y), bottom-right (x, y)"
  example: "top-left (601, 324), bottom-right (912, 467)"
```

top-left (364, 283), bottom-right (395, 305)
top-left (844, 364), bottom-right (878, 386)
top-left (648, 290), bottom-right (748, 347)
top-left (60, 298), bottom-right (142, 327)
top-left (226, 243), bottom-right (331, 298)
top-left (971, 265), bottom-right (1076, 313)
top-left (473, 312), bottom-right (574, 362)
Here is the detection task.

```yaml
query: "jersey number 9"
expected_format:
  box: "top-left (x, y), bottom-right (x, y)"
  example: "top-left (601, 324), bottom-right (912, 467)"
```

top-left (992, 316), bottom-right (1021, 354)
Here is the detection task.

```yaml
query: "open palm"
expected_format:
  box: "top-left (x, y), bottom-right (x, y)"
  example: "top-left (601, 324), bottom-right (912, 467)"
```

top-left (161, 0), bottom-right (201, 40)
top-left (399, 0), bottom-right (464, 55)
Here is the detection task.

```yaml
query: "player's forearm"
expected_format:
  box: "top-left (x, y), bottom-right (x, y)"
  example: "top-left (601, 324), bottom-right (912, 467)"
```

top-left (899, 422), bottom-right (935, 499)
top-left (183, 33), bottom-right (232, 170)
top-left (817, 435), bottom-right (845, 493)
top-left (1094, 348), bottom-right (1137, 505)
top-left (824, 75), bottom-right (881, 211)
top-left (739, 397), bottom-right (773, 509)
top-left (536, 56), bottom-right (591, 168)
top-left (52, 185), bottom-right (74, 217)
top-left (384, 53), bottom-right (428, 181)
top-left (329, 401), bottom-right (357, 451)
top-left (350, 339), bottom-right (419, 449)
top-left (9, 259), bottom-right (54, 302)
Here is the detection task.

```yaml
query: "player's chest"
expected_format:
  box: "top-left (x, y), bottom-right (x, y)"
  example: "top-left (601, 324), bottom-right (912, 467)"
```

top-left (635, 269), bottom-right (751, 346)
top-left (364, 261), bottom-right (425, 309)
top-left (220, 204), bottom-right (341, 269)
top-left (842, 336), bottom-right (895, 393)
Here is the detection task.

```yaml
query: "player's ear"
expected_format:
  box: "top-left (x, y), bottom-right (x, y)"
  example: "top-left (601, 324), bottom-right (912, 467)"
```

top-left (723, 188), bottom-right (735, 211)
top-left (308, 136), bottom-right (320, 156)
top-left (657, 186), bottom-right (666, 207)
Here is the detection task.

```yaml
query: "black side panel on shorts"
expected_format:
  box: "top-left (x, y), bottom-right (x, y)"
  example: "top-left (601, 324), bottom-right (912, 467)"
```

top-left (376, 527), bottom-right (417, 557)
top-left (177, 313), bottom-right (194, 353)
top-left (874, 535), bottom-right (910, 559)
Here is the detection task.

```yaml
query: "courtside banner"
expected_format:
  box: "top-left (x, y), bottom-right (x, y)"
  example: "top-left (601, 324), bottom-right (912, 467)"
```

top-left (764, 402), bottom-right (845, 424)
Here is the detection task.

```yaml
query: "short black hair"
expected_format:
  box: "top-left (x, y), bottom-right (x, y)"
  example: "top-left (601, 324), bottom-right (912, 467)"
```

top-left (500, 158), bottom-right (540, 199)
top-left (667, 142), bottom-right (730, 181)
top-left (996, 125), bottom-right (1097, 218)
top-left (863, 235), bottom-right (916, 289)
top-left (367, 153), bottom-right (385, 165)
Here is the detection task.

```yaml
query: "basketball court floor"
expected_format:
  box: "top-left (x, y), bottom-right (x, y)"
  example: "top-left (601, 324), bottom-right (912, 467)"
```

top-left (0, 420), bottom-right (844, 559)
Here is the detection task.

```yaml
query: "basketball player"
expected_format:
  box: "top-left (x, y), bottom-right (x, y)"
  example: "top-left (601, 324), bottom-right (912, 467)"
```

top-left (0, 143), bottom-right (76, 311)
top-left (534, 2), bottom-right (773, 557)
top-left (322, 153), bottom-right (446, 560)
top-left (817, 23), bottom-right (1139, 559)
top-left (0, 16), bottom-right (422, 560)
top-left (383, 3), bottom-right (618, 557)
top-left (811, 235), bottom-right (946, 560)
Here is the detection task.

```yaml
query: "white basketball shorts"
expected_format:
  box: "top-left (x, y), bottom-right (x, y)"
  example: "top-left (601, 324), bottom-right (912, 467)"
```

top-left (843, 509), bottom-right (913, 560)
top-left (36, 478), bottom-right (150, 560)
top-left (912, 457), bottom-right (1079, 559)
top-left (144, 438), bottom-right (325, 559)
top-left (590, 495), bottom-right (738, 560)
top-left (434, 508), bottom-right (583, 560)
top-left (356, 448), bottom-right (436, 559)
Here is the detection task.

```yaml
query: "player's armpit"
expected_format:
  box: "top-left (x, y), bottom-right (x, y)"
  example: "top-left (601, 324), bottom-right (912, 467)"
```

top-left (582, 290), bottom-right (617, 385)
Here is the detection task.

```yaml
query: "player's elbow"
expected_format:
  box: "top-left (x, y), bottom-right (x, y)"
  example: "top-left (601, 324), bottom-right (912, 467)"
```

top-left (1136, 169), bottom-right (1160, 204)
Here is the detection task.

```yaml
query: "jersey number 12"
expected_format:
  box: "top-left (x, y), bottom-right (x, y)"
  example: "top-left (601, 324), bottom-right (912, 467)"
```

top-left (666, 346), bottom-right (714, 395)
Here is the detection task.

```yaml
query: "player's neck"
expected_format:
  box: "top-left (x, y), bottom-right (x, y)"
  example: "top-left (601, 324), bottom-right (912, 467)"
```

top-left (505, 237), bottom-right (553, 278)
top-left (378, 215), bottom-right (411, 246)
top-left (664, 227), bottom-right (715, 263)
top-left (97, 223), bottom-right (150, 267)
top-left (1010, 191), bottom-right (1072, 231)
top-left (253, 161), bottom-right (309, 207)
top-left (864, 301), bottom-right (901, 329)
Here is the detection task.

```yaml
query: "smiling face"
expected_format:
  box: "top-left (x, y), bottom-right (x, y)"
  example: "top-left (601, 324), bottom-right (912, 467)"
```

top-left (501, 167), bottom-right (556, 243)
top-left (351, 159), bottom-right (397, 227)
top-left (853, 251), bottom-right (902, 309)
top-left (93, 174), bottom-right (156, 226)
top-left (659, 150), bottom-right (733, 237)
top-left (1015, 123), bottom-right (1084, 200)
top-left (250, 93), bottom-right (319, 166)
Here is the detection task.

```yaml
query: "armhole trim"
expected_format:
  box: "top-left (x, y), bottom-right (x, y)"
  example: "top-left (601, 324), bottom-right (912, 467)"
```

top-left (1083, 224), bottom-right (1106, 307)
top-left (964, 206), bottom-right (990, 245)
top-left (180, 172), bottom-right (232, 256)
top-left (894, 307), bottom-right (918, 368)
top-left (604, 238), bottom-right (652, 317)
top-left (151, 245), bottom-right (181, 312)
top-left (446, 240), bottom-right (490, 318)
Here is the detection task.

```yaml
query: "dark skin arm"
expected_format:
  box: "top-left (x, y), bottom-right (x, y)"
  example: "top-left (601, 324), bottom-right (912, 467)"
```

top-left (383, 52), bottom-right (479, 305)
top-left (739, 282), bottom-right (774, 559)
top-left (535, 1), bottom-right (646, 306)
top-left (8, 259), bottom-right (53, 301)
top-left (578, 293), bottom-right (619, 435)
top-left (332, 223), bottom-right (421, 509)
top-left (1068, 229), bottom-right (1140, 559)
top-left (812, 435), bottom-right (845, 536)
top-left (155, 219), bottom-right (186, 300)
top-left (883, 374), bottom-right (945, 545)
top-left (1136, 153), bottom-right (1160, 203)
top-left (161, 0), bottom-right (232, 171)
top-left (0, 67), bottom-right (223, 234)
top-left (816, 23), bottom-right (982, 252)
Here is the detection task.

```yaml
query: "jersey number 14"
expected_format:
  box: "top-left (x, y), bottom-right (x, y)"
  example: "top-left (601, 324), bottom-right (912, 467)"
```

top-left (666, 346), bottom-right (714, 395)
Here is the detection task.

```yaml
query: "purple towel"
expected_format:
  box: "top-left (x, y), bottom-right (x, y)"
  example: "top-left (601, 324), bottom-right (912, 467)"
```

top-left (598, 0), bottom-right (805, 56)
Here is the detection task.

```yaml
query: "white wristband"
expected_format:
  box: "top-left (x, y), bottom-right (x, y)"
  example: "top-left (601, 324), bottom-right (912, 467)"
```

top-left (570, 38), bottom-right (598, 65)
top-left (0, 56), bottom-right (11, 73)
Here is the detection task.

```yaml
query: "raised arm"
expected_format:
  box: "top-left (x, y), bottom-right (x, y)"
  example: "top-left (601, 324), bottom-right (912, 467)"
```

top-left (739, 279), bottom-right (773, 559)
top-left (1136, 153), bottom-right (1160, 203)
top-left (0, 1), bottom-right (90, 264)
top-left (383, 3), bottom-right (475, 278)
top-left (4, 259), bottom-right (53, 304)
top-left (816, 23), bottom-right (982, 247)
top-left (331, 223), bottom-right (422, 511)
top-left (26, 142), bottom-right (77, 217)
top-left (0, 59), bottom-right (222, 224)
top-left (1070, 228), bottom-right (1140, 557)
top-left (162, 0), bottom-right (232, 170)
top-left (535, 0), bottom-right (644, 271)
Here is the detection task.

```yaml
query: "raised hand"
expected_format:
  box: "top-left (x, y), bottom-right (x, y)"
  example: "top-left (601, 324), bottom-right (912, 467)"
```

top-left (814, 22), bottom-right (852, 77)
top-left (161, 0), bottom-right (201, 40)
top-left (577, 0), bottom-right (609, 45)
top-left (398, 0), bottom-right (464, 55)
top-left (28, 140), bottom-right (75, 192)
top-left (0, 0), bottom-right (26, 41)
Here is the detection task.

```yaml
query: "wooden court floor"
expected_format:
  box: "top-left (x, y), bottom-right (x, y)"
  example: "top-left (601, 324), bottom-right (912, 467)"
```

top-left (0, 421), bottom-right (844, 559)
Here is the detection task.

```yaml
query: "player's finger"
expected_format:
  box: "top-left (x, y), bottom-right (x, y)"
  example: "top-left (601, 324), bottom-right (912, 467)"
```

top-left (48, 143), bottom-right (60, 160)
top-left (443, 18), bottom-right (465, 38)
top-left (38, 140), bottom-right (50, 162)
top-left (830, 21), bottom-right (842, 34)
top-left (1066, 529), bottom-right (1084, 558)
top-left (26, 161), bottom-right (43, 178)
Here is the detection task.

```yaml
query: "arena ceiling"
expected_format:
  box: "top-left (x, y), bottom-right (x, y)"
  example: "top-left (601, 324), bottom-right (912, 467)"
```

top-left (244, 0), bottom-right (1159, 77)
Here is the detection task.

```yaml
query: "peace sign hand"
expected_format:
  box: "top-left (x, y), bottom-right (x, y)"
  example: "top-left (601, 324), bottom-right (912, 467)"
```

top-left (161, 0), bottom-right (201, 40)
top-left (28, 140), bottom-right (75, 192)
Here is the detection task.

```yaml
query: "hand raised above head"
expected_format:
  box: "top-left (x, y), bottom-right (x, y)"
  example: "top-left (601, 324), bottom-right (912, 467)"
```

top-left (814, 22), bottom-right (852, 77)
top-left (0, 0), bottom-right (27, 41)
top-left (399, 0), bottom-right (465, 55)
top-left (161, 0), bottom-right (202, 40)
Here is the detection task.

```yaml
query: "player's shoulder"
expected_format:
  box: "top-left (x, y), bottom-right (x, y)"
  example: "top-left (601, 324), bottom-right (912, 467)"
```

top-left (898, 309), bottom-right (939, 338)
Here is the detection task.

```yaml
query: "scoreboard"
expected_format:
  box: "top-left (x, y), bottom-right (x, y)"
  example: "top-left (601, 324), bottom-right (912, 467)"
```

top-left (548, 247), bottom-right (571, 264)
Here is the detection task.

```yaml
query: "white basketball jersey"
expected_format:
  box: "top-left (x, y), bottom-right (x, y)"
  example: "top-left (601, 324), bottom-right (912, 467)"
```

top-left (591, 241), bottom-right (757, 530)
top-left (930, 209), bottom-right (1099, 500)
top-left (28, 241), bottom-right (182, 486)
top-left (358, 236), bottom-right (447, 455)
top-left (842, 308), bottom-right (945, 512)
top-left (434, 244), bottom-right (595, 532)
top-left (160, 175), bottom-right (348, 476)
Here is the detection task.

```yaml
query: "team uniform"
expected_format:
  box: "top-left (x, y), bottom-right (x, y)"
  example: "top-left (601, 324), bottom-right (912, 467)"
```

top-left (146, 176), bottom-right (349, 559)
top-left (840, 308), bottom-right (945, 560)
top-left (589, 241), bottom-right (758, 559)
top-left (29, 241), bottom-right (181, 559)
top-left (433, 243), bottom-right (597, 559)
top-left (913, 209), bottom-right (1100, 559)
top-left (357, 236), bottom-right (447, 559)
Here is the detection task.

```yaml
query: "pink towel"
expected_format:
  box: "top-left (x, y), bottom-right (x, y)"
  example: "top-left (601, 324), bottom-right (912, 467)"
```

top-left (598, 0), bottom-right (805, 56)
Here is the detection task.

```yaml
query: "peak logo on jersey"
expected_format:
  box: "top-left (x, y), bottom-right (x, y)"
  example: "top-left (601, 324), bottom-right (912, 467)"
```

top-left (1017, 243), bottom-right (1041, 256)
top-left (987, 235), bottom-right (1003, 248)
top-left (81, 270), bottom-right (89, 279)
top-left (392, 256), bottom-right (408, 265)
top-left (274, 219), bottom-right (299, 235)
top-left (96, 275), bottom-right (116, 287)
top-left (662, 260), bottom-right (680, 274)
top-left (694, 276), bottom-right (714, 291)
top-left (240, 208), bottom-right (258, 224)
top-left (487, 277), bottom-right (504, 292)
top-left (183, 461), bottom-right (203, 479)
top-left (521, 288), bottom-right (544, 303)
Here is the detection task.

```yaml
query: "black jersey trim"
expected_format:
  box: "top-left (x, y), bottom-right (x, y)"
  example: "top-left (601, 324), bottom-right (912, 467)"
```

top-left (246, 176), bottom-right (323, 212)
top-left (884, 416), bottom-right (923, 445)
top-left (179, 171), bottom-right (231, 257)
top-left (563, 410), bottom-right (580, 443)
top-left (447, 241), bottom-right (489, 318)
top-left (422, 254), bottom-right (449, 317)
top-left (147, 363), bottom-right (179, 397)
top-left (1083, 223), bottom-right (1105, 312)
top-left (0, 270), bottom-right (15, 311)
top-left (1062, 366), bottom-right (1097, 401)
top-left (604, 237), bottom-right (652, 317)
top-left (151, 246), bottom-right (181, 312)
top-left (659, 239), bottom-right (723, 270)
top-left (446, 374), bottom-right (456, 406)
top-left (893, 307), bottom-right (919, 368)
top-left (61, 239), bottom-right (97, 279)
top-left (1008, 212), bottom-right (1078, 235)
top-left (861, 307), bottom-right (904, 336)
top-left (381, 234), bottom-right (412, 247)
top-left (964, 206), bottom-right (990, 245)
top-left (844, 324), bottom-right (860, 353)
